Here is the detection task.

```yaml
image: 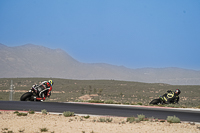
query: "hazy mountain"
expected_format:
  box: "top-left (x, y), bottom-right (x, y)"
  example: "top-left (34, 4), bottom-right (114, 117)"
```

top-left (0, 44), bottom-right (200, 85)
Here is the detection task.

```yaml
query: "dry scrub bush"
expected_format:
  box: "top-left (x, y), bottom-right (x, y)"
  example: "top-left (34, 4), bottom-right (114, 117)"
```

top-left (63, 111), bottom-right (74, 117)
top-left (126, 117), bottom-right (135, 123)
top-left (167, 115), bottom-right (181, 123)
top-left (41, 109), bottom-right (47, 115)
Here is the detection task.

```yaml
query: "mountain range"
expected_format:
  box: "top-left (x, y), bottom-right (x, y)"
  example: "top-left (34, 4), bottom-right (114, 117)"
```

top-left (0, 43), bottom-right (200, 85)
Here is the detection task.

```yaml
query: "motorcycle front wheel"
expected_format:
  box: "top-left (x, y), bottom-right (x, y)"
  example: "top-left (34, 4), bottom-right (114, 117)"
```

top-left (20, 92), bottom-right (33, 101)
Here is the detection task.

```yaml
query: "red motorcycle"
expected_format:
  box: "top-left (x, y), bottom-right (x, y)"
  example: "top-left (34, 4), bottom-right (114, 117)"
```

top-left (20, 85), bottom-right (41, 101)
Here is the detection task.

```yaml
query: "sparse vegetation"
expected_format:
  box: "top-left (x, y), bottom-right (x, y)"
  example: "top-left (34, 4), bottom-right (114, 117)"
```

top-left (88, 100), bottom-right (104, 103)
top-left (13, 111), bottom-right (28, 116)
top-left (14, 111), bottom-right (19, 114)
top-left (84, 115), bottom-right (90, 119)
top-left (197, 126), bottom-right (200, 130)
top-left (63, 111), bottom-right (74, 117)
top-left (17, 112), bottom-right (27, 116)
top-left (148, 117), bottom-right (154, 122)
top-left (1, 128), bottom-right (13, 133)
top-left (104, 100), bottom-right (114, 104)
top-left (0, 78), bottom-right (200, 107)
top-left (137, 102), bottom-right (143, 105)
top-left (121, 121), bottom-right (126, 124)
top-left (126, 114), bottom-right (148, 123)
top-left (159, 119), bottom-right (166, 122)
top-left (0, 111), bottom-right (199, 133)
top-left (126, 117), bottom-right (135, 123)
top-left (167, 115), bottom-right (181, 123)
top-left (196, 105), bottom-right (200, 109)
top-left (137, 114), bottom-right (145, 121)
top-left (98, 117), bottom-right (113, 122)
top-left (41, 109), bottom-right (47, 115)
top-left (40, 128), bottom-right (48, 132)
top-left (18, 129), bottom-right (25, 133)
top-left (2, 128), bottom-right (8, 131)
top-left (28, 110), bottom-right (35, 114)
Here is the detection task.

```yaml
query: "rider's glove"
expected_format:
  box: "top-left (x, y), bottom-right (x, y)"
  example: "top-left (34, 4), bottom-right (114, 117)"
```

top-left (32, 85), bottom-right (35, 89)
top-left (32, 84), bottom-right (38, 89)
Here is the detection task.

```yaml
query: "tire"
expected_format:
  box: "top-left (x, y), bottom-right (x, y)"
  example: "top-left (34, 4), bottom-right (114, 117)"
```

top-left (149, 99), bottom-right (161, 105)
top-left (20, 92), bottom-right (33, 101)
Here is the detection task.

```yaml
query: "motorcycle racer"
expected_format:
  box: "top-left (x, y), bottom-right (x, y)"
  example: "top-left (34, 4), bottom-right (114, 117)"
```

top-left (31, 80), bottom-right (54, 101)
top-left (161, 89), bottom-right (181, 104)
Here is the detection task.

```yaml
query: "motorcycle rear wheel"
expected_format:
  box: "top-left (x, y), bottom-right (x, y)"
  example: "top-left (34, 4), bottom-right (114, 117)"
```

top-left (149, 99), bottom-right (161, 105)
top-left (20, 92), bottom-right (33, 101)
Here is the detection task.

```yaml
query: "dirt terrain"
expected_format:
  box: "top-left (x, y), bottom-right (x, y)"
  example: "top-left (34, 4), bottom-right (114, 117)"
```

top-left (0, 111), bottom-right (200, 133)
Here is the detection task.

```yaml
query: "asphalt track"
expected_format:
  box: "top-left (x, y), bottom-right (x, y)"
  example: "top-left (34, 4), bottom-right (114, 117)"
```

top-left (0, 101), bottom-right (200, 122)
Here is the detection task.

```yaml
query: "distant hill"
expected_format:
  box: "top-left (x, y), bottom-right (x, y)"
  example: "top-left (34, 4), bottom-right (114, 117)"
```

top-left (0, 43), bottom-right (200, 85)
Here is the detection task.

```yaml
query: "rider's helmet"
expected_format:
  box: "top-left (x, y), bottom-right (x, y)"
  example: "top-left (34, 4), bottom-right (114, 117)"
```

top-left (175, 89), bottom-right (181, 95)
top-left (48, 80), bottom-right (54, 86)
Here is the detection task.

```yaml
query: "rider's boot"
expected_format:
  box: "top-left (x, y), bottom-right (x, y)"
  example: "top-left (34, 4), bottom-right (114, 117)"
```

top-left (34, 96), bottom-right (37, 101)
top-left (36, 97), bottom-right (45, 102)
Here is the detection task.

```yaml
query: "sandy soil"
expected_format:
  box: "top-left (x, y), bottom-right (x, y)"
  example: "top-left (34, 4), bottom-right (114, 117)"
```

top-left (0, 111), bottom-right (200, 133)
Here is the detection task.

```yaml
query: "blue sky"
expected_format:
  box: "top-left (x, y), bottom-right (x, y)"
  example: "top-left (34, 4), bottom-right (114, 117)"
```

top-left (0, 0), bottom-right (200, 70)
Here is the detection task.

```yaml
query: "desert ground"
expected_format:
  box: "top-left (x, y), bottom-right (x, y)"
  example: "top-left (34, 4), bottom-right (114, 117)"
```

top-left (0, 111), bottom-right (200, 133)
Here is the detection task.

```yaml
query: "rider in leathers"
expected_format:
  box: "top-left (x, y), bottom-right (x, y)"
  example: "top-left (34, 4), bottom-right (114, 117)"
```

top-left (160, 89), bottom-right (181, 104)
top-left (31, 80), bottom-right (54, 101)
